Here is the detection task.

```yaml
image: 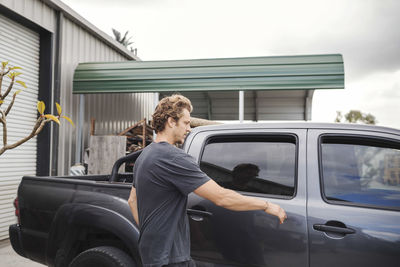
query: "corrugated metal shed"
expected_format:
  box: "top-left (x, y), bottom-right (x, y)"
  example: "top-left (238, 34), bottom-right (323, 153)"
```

top-left (58, 17), bottom-right (153, 175)
top-left (0, 13), bottom-right (40, 240)
top-left (160, 90), bottom-right (312, 121)
top-left (73, 54), bottom-right (344, 121)
top-left (0, 0), bottom-right (56, 32)
top-left (73, 54), bottom-right (344, 94)
top-left (0, 0), bottom-right (138, 59)
top-left (0, 0), bottom-right (154, 240)
top-left (0, 0), bottom-right (154, 177)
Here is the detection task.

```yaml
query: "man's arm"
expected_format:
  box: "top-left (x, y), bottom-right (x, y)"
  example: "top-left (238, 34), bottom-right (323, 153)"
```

top-left (128, 187), bottom-right (140, 226)
top-left (194, 179), bottom-right (287, 224)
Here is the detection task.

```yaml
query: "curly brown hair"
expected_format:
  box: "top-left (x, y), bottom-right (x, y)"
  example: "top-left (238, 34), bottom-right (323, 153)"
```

top-left (151, 94), bottom-right (193, 133)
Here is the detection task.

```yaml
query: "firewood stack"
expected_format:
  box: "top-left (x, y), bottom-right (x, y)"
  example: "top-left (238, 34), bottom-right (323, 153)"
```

top-left (118, 119), bottom-right (154, 153)
top-left (190, 117), bottom-right (223, 128)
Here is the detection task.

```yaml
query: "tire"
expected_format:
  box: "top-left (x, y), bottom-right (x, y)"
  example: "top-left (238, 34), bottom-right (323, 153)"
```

top-left (69, 246), bottom-right (137, 267)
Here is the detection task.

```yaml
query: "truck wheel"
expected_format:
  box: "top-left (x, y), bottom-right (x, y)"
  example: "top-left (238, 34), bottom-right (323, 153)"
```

top-left (69, 246), bottom-right (137, 267)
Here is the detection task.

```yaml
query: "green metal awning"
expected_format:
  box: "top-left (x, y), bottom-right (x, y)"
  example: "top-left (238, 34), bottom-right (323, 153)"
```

top-left (73, 54), bottom-right (344, 94)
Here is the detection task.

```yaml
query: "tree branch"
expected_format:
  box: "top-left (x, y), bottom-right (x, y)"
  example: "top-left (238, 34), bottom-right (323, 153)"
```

top-left (33, 118), bottom-right (48, 136)
top-left (0, 69), bottom-right (11, 95)
top-left (0, 72), bottom-right (3, 97)
top-left (0, 117), bottom-right (46, 156)
top-left (0, 110), bottom-right (6, 147)
top-left (0, 69), bottom-right (5, 97)
top-left (5, 93), bottom-right (17, 116)
top-left (2, 79), bottom-right (14, 100)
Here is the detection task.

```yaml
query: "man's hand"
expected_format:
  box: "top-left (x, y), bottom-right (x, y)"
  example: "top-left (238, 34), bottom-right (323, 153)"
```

top-left (194, 180), bottom-right (288, 224)
top-left (265, 202), bottom-right (287, 224)
top-left (128, 187), bottom-right (140, 227)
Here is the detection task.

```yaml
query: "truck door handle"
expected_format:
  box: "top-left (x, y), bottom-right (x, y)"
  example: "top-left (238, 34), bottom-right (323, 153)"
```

top-left (187, 208), bottom-right (212, 222)
top-left (187, 209), bottom-right (213, 217)
top-left (313, 224), bottom-right (355, 235)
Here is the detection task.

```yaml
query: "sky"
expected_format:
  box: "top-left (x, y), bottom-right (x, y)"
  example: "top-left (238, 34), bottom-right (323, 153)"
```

top-left (61, 0), bottom-right (400, 129)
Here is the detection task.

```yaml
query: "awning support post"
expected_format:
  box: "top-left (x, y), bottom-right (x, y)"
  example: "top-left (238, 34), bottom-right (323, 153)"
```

top-left (239, 90), bottom-right (244, 123)
top-left (153, 92), bottom-right (159, 139)
top-left (304, 90), bottom-right (314, 120)
top-left (154, 92), bottom-right (159, 110)
top-left (75, 94), bottom-right (85, 164)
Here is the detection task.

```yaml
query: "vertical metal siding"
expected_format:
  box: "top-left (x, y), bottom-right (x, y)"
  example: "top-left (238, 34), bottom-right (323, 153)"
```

top-left (253, 90), bottom-right (306, 120)
top-left (161, 90), bottom-right (307, 121)
top-left (0, 1), bottom-right (153, 242)
top-left (58, 17), bottom-right (153, 175)
top-left (0, 14), bottom-right (40, 240)
top-left (0, 0), bottom-right (56, 32)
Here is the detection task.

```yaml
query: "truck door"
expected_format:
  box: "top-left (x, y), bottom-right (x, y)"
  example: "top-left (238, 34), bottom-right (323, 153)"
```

top-left (186, 129), bottom-right (308, 267)
top-left (307, 129), bottom-right (400, 267)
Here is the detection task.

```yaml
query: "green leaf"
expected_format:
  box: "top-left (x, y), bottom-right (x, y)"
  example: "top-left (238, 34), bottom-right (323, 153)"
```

top-left (15, 81), bottom-right (27, 88)
top-left (0, 100), bottom-right (3, 104)
top-left (44, 114), bottom-right (60, 125)
top-left (56, 102), bottom-right (62, 116)
top-left (37, 101), bottom-right (45, 115)
top-left (1, 61), bottom-right (9, 68)
top-left (62, 116), bottom-right (75, 127)
top-left (9, 66), bottom-right (22, 70)
top-left (14, 90), bottom-right (22, 96)
top-left (7, 73), bottom-right (18, 79)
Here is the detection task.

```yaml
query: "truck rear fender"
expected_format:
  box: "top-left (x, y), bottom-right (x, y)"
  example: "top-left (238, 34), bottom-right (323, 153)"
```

top-left (46, 203), bottom-right (140, 266)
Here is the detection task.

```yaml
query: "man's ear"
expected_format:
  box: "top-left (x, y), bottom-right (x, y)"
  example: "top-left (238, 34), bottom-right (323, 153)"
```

top-left (167, 117), bottom-right (176, 128)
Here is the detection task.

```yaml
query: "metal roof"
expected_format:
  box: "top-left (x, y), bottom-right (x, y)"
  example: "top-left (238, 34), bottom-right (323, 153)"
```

top-left (73, 54), bottom-right (344, 94)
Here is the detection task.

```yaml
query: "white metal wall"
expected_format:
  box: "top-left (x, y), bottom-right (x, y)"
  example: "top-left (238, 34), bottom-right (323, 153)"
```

top-left (0, 14), bottom-right (40, 240)
top-left (162, 90), bottom-right (309, 121)
top-left (58, 17), bottom-right (153, 175)
top-left (0, 0), bottom-right (153, 243)
top-left (0, 0), bottom-right (56, 32)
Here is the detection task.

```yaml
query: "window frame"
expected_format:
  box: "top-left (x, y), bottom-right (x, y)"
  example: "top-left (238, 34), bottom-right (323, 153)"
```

top-left (318, 133), bottom-right (400, 212)
top-left (199, 133), bottom-right (299, 200)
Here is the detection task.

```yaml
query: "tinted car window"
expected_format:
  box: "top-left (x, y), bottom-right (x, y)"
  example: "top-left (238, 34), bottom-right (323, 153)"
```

top-left (200, 136), bottom-right (296, 196)
top-left (321, 138), bottom-right (400, 210)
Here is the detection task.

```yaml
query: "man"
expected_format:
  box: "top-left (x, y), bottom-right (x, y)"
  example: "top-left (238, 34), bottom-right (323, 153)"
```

top-left (128, 94), bottom-right (287, 267)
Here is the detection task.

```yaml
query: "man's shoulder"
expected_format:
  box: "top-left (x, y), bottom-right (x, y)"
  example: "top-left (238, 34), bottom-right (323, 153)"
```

top-left (142, 142), bottom-right (187, 160)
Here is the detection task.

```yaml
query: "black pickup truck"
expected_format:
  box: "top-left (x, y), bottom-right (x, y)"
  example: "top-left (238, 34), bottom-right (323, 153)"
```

top-left (9, 122), bottom-right (400, 267)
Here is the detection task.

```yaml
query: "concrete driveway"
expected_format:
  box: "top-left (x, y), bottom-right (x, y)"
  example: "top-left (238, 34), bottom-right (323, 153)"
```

top-left (0, 239), bottom-right (43, 267)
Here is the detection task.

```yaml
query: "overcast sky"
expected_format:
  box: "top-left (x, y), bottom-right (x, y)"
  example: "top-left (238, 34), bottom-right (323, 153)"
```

top-left (62, 0), bottom-right (400, 129)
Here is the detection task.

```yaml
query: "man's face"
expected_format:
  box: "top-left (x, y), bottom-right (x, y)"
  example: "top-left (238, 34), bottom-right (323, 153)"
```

top-left (172, 108), bottom-right (191, 145)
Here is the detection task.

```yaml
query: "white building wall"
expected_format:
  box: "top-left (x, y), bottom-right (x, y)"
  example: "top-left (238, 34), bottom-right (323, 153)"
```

top-left (57, 17), bottom-right (153, 175)
top-left (0, 13), bottom-right (40, 240)
top-left (0, 0), bottom-right (153, 210)
top-left (0, 0), bottom-right (56, 32)
top-left (0, 0), bottom-right (154, 176)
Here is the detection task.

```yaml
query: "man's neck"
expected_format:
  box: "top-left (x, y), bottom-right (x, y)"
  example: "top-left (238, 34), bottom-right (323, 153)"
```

top-left (155, 132), bottom-right (174, 145)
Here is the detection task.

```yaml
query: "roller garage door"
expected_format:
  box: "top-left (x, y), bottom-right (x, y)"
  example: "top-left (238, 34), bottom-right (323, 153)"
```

top-left (0, 14), bottom-right (40, 240)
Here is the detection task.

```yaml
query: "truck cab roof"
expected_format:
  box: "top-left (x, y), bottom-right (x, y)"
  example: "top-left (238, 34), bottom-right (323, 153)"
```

top-left (190, 121), bottom-right (400, 136)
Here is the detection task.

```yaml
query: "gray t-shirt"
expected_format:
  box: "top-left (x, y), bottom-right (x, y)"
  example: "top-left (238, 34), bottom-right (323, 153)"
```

top-left (133, 142), bottom-right (210, 267)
